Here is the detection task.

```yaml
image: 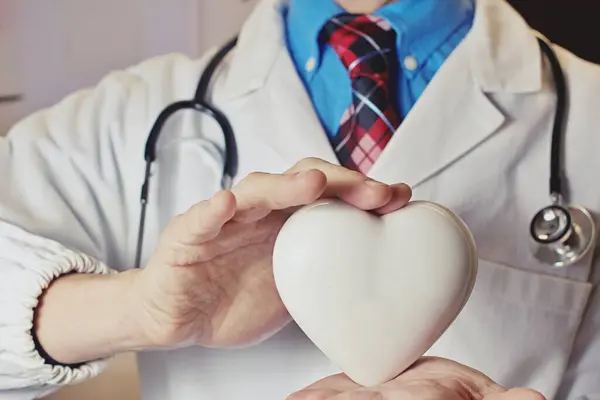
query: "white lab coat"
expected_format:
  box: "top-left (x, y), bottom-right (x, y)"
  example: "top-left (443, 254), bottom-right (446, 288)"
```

top-left (0, 0), bottom-right (599, 399)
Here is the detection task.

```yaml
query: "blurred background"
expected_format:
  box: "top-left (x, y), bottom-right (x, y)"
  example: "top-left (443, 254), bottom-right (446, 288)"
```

top-left (2, 0), bottom-right (600, 135)
top-left (0, 0), bottom-right (259, 135)
top-left (0, 0), bottom-right (598, 398)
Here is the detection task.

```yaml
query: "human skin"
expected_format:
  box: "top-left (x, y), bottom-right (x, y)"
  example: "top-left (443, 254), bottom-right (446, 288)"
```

top-left (36, 158), bottom-right (412, 363)
top-left (288, 357), bottom-right (546, 400)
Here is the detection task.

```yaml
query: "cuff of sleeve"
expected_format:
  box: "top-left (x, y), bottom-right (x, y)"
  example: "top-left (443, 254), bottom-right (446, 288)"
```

top-left (0, 221), bottom-right (117, 389)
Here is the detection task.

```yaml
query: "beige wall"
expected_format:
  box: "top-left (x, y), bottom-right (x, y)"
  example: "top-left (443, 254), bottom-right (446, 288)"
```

top-left (0, 0), bottom-right (22, 134)
top-left (1, 0), bottom-right (259, 135)
top-left (1, 0), bottom-right (203, 134)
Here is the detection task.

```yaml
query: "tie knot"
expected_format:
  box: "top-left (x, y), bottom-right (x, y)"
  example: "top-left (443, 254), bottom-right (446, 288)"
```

top-left (321, 14), bottom-right (397, 79)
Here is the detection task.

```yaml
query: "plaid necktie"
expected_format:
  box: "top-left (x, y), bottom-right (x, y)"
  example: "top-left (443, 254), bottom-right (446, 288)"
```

top-left (322, 14), bottom-right (401, 174)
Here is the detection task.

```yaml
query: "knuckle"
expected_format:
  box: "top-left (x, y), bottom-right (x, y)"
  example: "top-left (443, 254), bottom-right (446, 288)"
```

top-left (161, 213), bottom-right (187, 239)
top-left (170, 209), bottom-right (199, 240)
top-left (172, 212), bottom-right (188, 227)
top-left (349, 169), bottom-right (367, 180)
top-left (295, 157), bottom-right (325, 170)
top-left (190, 246), bottom-right (213, 263)
top-left (187, 202), bottom-right (207, 221)
top-left (334, 165), bottom-right (366, 181)
top-left (268, 196), bottom-right (288, 210)
top-left (163, 245), bottom-right (191, 266)
top-left (166, 243), bottom-right (212, 265)
top-left (244, 171), bottom-right (268, 182)
top-left (183, 213), bottom-right (198, 239)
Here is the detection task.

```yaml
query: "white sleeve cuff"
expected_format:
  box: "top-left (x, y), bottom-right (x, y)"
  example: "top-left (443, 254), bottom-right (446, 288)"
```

top-left (0, 221), bottom-right (116, 390)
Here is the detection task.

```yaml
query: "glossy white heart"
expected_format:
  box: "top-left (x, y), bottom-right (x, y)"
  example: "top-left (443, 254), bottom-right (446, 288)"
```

top-left (272, 200), bottom-right (478, 387)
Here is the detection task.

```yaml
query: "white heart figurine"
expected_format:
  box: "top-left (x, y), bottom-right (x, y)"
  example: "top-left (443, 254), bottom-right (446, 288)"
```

top-left (272, 200), bottom-right (478, 387)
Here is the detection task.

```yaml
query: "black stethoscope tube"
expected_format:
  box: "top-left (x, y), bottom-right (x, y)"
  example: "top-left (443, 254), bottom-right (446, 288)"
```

top-left (134, 35), bottom-right (575, 269)
top-left (537, 38), bottom-right (567, 200)
top-left (134, 37), bottom-right (238, 269)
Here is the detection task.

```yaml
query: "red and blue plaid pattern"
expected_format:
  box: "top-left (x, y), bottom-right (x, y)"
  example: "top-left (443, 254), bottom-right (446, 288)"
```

top-left (322, 14), bottom-right (401, 174)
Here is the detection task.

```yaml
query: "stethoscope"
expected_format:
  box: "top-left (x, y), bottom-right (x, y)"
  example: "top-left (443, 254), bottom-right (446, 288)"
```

top-left (530, 37), bottom-right (596, 268)
top-left (134, 34), bottom-right (596, 270)
top-left (134, 36), bottom-right (239, 268)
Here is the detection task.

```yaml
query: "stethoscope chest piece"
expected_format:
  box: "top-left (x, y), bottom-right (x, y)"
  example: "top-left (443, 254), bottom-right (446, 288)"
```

top-left (531, 204), bottom-right (596, 268)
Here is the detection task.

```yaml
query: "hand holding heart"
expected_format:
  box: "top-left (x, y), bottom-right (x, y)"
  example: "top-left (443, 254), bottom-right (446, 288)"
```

top-left (132, 158), bottom-right (411, 349)
top-left (132, 156), bottom-right (538, 397)
top-left (289, 357), bottom-right (547, 400)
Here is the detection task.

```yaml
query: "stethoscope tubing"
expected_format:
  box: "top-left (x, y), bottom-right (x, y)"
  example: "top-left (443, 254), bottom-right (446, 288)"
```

top-left (134, 37), bottom-right (239, 269)
top-left (537, 38), bottom-right (568, 200)
top-left (134, 35), bottom-right (593, 270)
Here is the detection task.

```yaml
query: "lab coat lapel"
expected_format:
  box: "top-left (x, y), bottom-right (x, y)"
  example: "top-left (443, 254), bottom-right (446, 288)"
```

top-left (367, 43), bottom-right (506, 187)
top-left (222, 0), bottom-right (543, 179)
top-left (368, 0), bottom-right (542, 187)
top-left (222, 0), bottom-right (338, 167)
top-left (259, 50), bottom-right (340, 165)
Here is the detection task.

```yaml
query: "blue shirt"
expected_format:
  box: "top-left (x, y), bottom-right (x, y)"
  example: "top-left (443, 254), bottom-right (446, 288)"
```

top-left (284, 0), bottom-right (475, 138)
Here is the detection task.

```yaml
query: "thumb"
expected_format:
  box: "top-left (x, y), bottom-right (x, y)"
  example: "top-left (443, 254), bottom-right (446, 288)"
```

top-left (485, 388), bottom-right (546, 400)
top-left (154, 190), bottom-right (236, 266)
top-left (164, 190), bottom-right (236, 244)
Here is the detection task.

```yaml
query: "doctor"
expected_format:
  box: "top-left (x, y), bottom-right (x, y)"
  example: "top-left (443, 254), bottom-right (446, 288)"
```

top-left (0, 0), bottom-right (599, 398)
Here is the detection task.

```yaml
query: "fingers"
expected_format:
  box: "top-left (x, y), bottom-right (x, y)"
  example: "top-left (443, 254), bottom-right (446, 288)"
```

top-left (232, 169), bottom-right (327, 222)
top-left (288, 389), bottom-right (381, 400)
top-left (373, 183), bottom-right (412, 215)
top-left (163, 190), bottom-right (237, 246)
top-left (289, 374), bottom-right (360, 393)
top-left (287, 389), bottom-right (341, 400)
top-left (484, 389), bottom-right (547, 400)
top-left (287, 373), bottom-right (358, 400)
top-left (233, 158), bottom-right (413, 223)
top-left (287, 158), bottom-right (395, 211)
top-left (162, 158), bottom-right (412, 260)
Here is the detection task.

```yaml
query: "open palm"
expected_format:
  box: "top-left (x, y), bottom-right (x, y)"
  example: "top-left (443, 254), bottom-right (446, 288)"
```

top-left (289, 357), bottom-right (546, 400)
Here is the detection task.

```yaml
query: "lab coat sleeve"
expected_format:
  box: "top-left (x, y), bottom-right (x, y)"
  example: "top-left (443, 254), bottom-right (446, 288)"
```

top-left (0, 49), bottom-right (222, 397)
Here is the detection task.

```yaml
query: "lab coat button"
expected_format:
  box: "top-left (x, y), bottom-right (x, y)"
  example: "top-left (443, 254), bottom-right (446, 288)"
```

top-left (305, 57), bottom-right (316, 72)
top-left (403, 56), bottom-right (418, 71)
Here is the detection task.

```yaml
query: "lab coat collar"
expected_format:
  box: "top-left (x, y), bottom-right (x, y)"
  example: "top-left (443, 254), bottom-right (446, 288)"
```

top-left (222, 0), bottom-right (288, 99)
top-left (465, 0), bottom-right (542, 93)
top-left (222, 0), bottom-right (543, 99)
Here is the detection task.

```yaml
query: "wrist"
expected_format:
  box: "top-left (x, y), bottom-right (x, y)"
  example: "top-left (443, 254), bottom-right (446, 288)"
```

top-left (34, 269), bottom-right (150, 365)
top-left (109, 269), bottom-right (155, 353)
top-left (125, 267), bottom-right (191, 350)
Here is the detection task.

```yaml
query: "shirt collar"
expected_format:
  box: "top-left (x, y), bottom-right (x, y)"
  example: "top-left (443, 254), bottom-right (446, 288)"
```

top-left (285, 0), bottom-right (344, 76)
top-left (285, 0), bottom-right (475, 80)
top-left (223, 0), bottom-right (542, 100)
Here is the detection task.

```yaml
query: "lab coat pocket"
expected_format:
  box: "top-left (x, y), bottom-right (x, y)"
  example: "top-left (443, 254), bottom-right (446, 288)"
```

top-left (425, 258), bottom-right (593, 398)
